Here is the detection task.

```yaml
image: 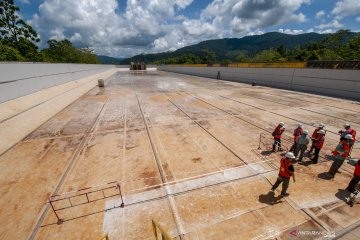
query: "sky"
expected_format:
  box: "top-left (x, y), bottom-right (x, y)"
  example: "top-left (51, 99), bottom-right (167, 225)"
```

top-left (14, 0), bottom-right (360, 58)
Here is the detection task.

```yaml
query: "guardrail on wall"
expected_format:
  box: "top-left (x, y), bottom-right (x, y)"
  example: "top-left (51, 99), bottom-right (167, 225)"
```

top-left (307, 61), bottom-right (360, 70)
top-left (166, 62), bottom-right (306, 68)
top-left (164, 61), bottom-right (360, 70)
top-left (230, 62), bottom-right (307, 68)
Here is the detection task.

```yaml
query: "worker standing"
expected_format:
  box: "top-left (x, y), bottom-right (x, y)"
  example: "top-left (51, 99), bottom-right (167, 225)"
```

top-left (346, 159), bottom-right (360, 193)
top-left (339, 124), bottom-right (357, 155)
top-left (310, 129), bottom-right (326, 164)
top-left (272, 122), bottom-right (285, 152)
top-left (309, 123), bottom-right (325, 154)
top-left (294, 130), bottom-right (310, 162)
top-left (271, 152), bottom-right (296, 197)
top-left (328, 134), bottom-right (353, 177)
top-left (290, 123), bottom-right (303, 152)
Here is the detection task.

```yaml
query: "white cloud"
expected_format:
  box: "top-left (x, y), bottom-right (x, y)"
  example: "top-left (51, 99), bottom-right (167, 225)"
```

top-left (278, 28), bottom-right (304, 34)
top-left (70, 33), bottom-right (82, 42)
top-left (318, 29), bottom-right (336, 34)
top-left (49, 28), bottom-right (66, 40)
top-left (201, 0), bottom-right (309, 32)
top-left (316, 19), bottom-right (343, 29)
top-left (315, 10), bottom-right (325, 19)
top-left (246, 30), bottom-right (265, 36)
top-left (356, 16), bottom-right (360, 21)
top-left (29, 0), bottom-right (313, 58)
top-left (153, 37), bottom-right (168, 51)
top-left (30, 0), bottom-right (200, 57)
top-left (332, 0), bottom-right (360, 18)
top-left (183, 19), bottom-right (219, 37)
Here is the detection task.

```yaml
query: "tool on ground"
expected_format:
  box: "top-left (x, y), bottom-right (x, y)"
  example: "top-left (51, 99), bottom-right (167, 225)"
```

top-left (152, 220), bottom-right (173, 240)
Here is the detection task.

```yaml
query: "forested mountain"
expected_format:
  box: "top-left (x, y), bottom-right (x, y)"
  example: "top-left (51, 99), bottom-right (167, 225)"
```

top-left (121, 31), bottom-right (358, 64)
top-left (96, 55), bottom-right (124, 64)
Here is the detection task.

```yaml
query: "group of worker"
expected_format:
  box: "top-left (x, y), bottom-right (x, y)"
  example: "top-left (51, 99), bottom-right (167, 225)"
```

top-left (270, 122), bottom-right (358, 197)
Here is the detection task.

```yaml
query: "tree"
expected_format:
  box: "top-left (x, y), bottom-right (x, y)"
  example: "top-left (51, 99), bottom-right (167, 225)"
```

top-left (345, 34), bottom-right (360, 60)
top-left (252, 49), bottom-right (283, 62)
top-left (41, 39), bottom-right (99, 64)
top-left (319, 48), bottom-right (341, 60)
top-left (0, 0), bottom-right (40, 43)
top-left (221, 59), bottom-right (232, 64)
top-left (323, 29), bottom-right (352, 49)
top-left (276, 45), bottom-right (288, 57)
top-left (201, 49), bottom-right (216, 64)
top-left (305, 50), bottom-right (321, 61)
top-left (0, 43), bottom-right (24, 61)
top-left (78, 47), bottom-right (99, 64)
top-left (236, 53), bottom-right (249, 62)
top-left (0, 0), bottom-right (40, 61)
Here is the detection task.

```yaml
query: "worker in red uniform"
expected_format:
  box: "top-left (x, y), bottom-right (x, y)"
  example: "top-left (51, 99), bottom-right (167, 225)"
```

top-left (310, 129), bottom-right (326, 164)
top-left (271, 152), bottom-right (296, 197)
top-left (346, 159), bottom-right (360, 193)
top-left (339, 123), bottom-right (357, 155)
top-left (272, 122), bottom-right (285, 152)
top-left (309, 123), bottom-right (325, 154)
top-left (290, 123), bottom-right (303, 152)
top-left (329, 134), bottom-right (353, 177)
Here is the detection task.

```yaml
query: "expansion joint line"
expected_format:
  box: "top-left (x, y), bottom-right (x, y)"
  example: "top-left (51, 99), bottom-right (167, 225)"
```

top-left (231, 91), bottom-right (359, 132)
top-left (135, 93), bottom-right (167, 183)
top-left (28, 97), bottom-right (110, 240)
top-left (227, 96), bottom-right (354, 174)
top-left (165, 93), bottom-right (247, 166)
top-left (184, 91), bottom-right (281, 138)
top-left (212, 93), bottom-right (348, 165)
top-left (259, 173), bottom-right (332, 234)
top-left (135, 93), bottom-right (185, 240)
top-left (259, 92), bottom-right (356, 125)
top-left (179, 91), bottom-right (335, 233)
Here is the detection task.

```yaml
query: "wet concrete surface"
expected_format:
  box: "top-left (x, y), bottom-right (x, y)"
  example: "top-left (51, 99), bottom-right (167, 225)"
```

top-left (0, 70), bottom-right (359, 239)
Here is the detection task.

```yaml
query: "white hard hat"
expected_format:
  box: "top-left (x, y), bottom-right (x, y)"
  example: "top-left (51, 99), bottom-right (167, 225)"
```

top-left (345, 134), bottom-right (353, 140)
top-left (344, 123), bottom-right (350, 128)
top-left (318, 130), bottom-right (326, 135)
top-left (319, 123), bottom-right (325, 128)
top-left (303, 130), bottom-right (308, 135)
top-left (298, 123), bottom-right (303, 128)
top-left (285, 152), bottom-right (295, 159)
top-left (279, 122), bottom-right (285, 126)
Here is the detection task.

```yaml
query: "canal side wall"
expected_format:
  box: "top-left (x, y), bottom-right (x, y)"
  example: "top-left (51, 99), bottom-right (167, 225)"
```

top-left (0, 62), bottom-right (116, 103)
top-left (158, 66), bottom-right (360, 101)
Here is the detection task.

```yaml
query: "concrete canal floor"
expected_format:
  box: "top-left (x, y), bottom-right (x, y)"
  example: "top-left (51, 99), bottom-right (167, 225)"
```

top-left (1, 70), bottom-right (360, 239)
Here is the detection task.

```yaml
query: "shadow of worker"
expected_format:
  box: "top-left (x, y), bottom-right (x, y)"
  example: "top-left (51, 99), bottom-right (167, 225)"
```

top-left (260, 150), bottom-right (273, 156)
top-left (318, 172), bottom-right (333, 180)
top-left (335, 189), bottom-right (351, 204)
top-left (258, 191), bottom-right (283, 205)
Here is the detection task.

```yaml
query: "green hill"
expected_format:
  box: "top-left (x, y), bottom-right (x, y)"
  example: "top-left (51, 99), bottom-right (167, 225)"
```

top-left (121, 32), bottom-right (330, 64)
top-left (96, 55), bottom-right (124, 64)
